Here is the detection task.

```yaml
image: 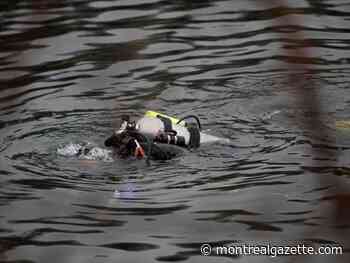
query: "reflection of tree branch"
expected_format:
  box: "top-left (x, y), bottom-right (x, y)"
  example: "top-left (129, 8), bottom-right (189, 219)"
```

top-left (269, 0), bottom-right (349, 246)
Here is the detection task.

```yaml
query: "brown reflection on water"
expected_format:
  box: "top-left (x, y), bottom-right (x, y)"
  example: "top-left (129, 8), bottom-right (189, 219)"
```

top-left (269, 0), bottom-right (349, 257)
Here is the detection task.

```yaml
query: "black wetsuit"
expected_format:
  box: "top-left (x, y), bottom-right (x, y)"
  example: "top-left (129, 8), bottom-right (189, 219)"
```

top-left (104, 132), bottom-right (183, 160)
top-left (141, 142), bottom-right (183, 160)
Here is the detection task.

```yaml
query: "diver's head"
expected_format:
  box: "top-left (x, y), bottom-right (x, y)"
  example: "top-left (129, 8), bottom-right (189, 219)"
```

top-left (105, 131), bottom-right (139, 158)
top-left (105, 115), bottom-right (139, 158)
top-left (105, 115), bottom-right (135, 147)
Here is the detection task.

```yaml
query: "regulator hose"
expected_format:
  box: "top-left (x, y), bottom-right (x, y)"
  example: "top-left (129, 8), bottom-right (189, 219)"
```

top-left (176, 115), bottom-right (202, 131)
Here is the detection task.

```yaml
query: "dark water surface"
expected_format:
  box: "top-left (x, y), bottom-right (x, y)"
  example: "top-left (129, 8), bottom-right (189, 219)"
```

top-left (1, 0), bottom-right (350, 262)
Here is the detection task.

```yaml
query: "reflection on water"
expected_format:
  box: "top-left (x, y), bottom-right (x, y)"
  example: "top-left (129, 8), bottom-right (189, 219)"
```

top-left (1, 0), bottom-right (350, 262)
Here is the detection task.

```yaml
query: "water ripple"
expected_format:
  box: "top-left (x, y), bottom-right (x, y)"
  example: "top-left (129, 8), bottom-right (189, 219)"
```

top-left (1, 0), bottom-right (350, 262)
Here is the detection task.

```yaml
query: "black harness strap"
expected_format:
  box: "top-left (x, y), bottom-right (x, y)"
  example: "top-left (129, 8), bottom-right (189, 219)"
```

top-left (157, 115), bottom-right (175, 134)
top-left (187, 125), bottom-right (200, 148)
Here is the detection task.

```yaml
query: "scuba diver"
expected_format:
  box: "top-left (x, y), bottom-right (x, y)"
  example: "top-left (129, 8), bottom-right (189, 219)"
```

top-left (104, 111), bottom-right (223, 162)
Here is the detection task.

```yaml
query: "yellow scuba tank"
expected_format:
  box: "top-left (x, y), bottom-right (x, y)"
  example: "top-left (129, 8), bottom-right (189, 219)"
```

top-left (110, 111), bottom-right (225, 150)
top-left (136, 111), bottom-right (200, 148)
top-left (144, 111), bottom-right (186, 126)
top-left (108, 112), bottom-right (228, 154)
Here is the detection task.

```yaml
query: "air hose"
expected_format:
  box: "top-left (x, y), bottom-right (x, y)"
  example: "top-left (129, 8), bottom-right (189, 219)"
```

top-left (176, 115), bottom-right (202, 131)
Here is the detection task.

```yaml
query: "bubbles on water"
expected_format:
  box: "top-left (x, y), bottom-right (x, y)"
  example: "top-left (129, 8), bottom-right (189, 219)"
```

top-left (81, 146), bottom-right (113, 162)
top-left (57, 142), bottom-right (113, 162)
top-left (57, 142), bottom-right (82, 156)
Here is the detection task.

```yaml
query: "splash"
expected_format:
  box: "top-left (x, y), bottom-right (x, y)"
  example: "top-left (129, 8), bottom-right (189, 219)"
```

top-left (56, 142), bottom-right (82, 156)
top-left (57, 142), bottom-right (113, 162)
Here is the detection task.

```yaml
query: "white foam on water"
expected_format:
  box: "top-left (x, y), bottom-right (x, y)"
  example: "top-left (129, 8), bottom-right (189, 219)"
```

top-left (201, 132), bottom-right (231, 144)
top-left (57, 142), bottom-right (82, 156)
top-left (79, 146), bottom-right (113, 162)
top-left (57, 142), bottom-right (113, 162)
